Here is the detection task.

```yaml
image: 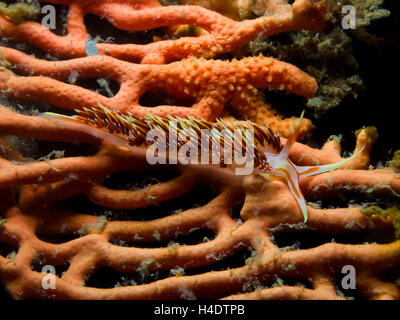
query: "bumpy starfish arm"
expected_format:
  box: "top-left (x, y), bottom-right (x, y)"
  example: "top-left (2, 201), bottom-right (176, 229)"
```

top-left (230, 89), bottom-right (313, 139)
top-left (0, 49), bottom-right (318, 134)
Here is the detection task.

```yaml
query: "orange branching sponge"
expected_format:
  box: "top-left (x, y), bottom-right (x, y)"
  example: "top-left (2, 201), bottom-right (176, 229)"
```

top-left (176, 0), bottom-right (289, 21)
top-left (0, 0), bottom-right (326, 64)
top-left (0, 46), bottom-right (316, 138)
top-left (0, 105), bottom-right (399, 300)
top-left (0, 0), bottom-right (399, 301)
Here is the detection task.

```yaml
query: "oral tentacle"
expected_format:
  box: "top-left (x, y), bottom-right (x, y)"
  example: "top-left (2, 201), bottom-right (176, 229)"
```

top-left (280, 110), bottom-right (305, 158)
top-left (295, 145), bottom-right (366, 179)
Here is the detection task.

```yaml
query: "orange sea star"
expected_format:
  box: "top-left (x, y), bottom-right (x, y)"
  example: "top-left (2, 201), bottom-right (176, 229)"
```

top-left (0, 0), bottom-right (328, 137)
top-left (0, 46), bottom-right (317, 137)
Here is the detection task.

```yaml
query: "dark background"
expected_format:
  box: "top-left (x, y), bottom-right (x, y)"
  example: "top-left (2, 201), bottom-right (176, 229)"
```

top-left (310, 0), bottom-right (400, 163)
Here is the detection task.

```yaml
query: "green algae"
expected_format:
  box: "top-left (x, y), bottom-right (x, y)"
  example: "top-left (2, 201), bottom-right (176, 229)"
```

top-left (361, 206), bottom-right (400, 239)
top-left (244, 0), bottom-right (390, 117)
top-left (161, 0), bottom-right (390, 117)
top-left (307, 74), bottom-right (365, 115)
top-left (387, 150), bottom-right (400, 169)
top-left (245, 28), bottom-right (364, 116)
top-left (0, 52), bottom-right (10, 70)
top-left (354, 126), bottom-right (379, 143)
top-left (337, 0), bottom-right (391, 44)
top-left (0, 1), bottom-right (40, 24)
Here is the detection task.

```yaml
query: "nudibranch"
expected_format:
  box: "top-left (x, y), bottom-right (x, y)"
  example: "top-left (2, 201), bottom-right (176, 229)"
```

top-left (42, 105), bottom-right (363, 222)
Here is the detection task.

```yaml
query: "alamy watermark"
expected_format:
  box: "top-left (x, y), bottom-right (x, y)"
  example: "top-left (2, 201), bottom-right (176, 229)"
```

top-left (39, 263), bottom-right (358, 292)
top-left (145, 121), bottom-right (256, 176)
top-left (342, 5), bottom-right (357, 30)
top-left (37, 4), bottom-right (357, 31)
top-left (37, 4), bottom-right (358, 34)
top-left (41, 265), bottom-right (56, 290)
top-left (341, 265), bottom-right (356, 290)
top-left (41, 5), bottom-right (56, 30)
